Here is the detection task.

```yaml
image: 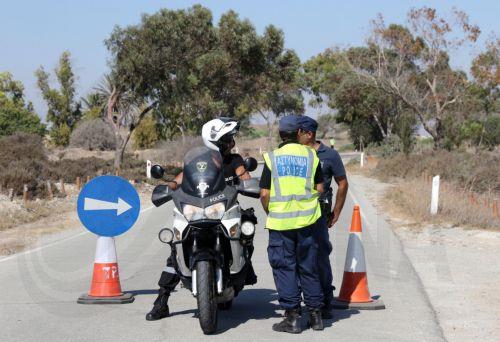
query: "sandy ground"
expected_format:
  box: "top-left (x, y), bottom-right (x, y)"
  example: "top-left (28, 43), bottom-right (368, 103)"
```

top-left (349, 173), bottom-right (500, 342)
top-left (0, 202), bottom-right (76, 255)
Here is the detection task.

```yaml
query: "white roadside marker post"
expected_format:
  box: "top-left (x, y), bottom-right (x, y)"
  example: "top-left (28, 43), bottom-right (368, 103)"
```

top-left (146, 160), bottom-right (152, 179)
top-left (360, 152), bottom-right (365, 168)
top-left (430, 175), bottom-right (440, 215)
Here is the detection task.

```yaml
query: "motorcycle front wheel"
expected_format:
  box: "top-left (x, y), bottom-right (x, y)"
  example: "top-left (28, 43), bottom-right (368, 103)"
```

top-left (196, 260), bottom-right (218, 334)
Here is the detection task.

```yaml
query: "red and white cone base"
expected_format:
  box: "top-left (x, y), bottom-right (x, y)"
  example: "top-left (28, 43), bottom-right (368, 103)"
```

top-left (78, 237), bottom-right (134, 304)
top-left (333, 230), bottom-right (385, 310)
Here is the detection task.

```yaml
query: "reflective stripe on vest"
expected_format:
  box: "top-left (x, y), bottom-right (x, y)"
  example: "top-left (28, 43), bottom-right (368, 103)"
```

top-left (268, 206), bottom-right (318, 219)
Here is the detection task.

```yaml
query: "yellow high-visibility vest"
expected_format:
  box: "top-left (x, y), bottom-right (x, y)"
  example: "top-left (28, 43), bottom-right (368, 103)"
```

top-left (263, 143), bottom-right (322, 230)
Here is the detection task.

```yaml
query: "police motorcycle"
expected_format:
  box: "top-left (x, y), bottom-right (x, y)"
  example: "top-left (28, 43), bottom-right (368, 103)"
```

top-left (150, 146), bottom-right (260, 334)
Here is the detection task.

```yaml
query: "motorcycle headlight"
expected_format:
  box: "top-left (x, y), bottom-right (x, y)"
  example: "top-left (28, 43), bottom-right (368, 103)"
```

top-left (241, 221), bottom-right (255, 236)
top-left (204, 202), bottom-right (226, 220)
top-left (182, 204), bottom-right (205, 221)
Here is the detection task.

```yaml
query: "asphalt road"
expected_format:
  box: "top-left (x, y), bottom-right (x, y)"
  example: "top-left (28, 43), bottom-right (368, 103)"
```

top-left (0, 163), bottom-right (444, 341)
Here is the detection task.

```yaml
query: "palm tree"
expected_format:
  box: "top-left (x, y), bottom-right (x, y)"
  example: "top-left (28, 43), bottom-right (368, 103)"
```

top-left (95, 74), bottom-right (156, 172)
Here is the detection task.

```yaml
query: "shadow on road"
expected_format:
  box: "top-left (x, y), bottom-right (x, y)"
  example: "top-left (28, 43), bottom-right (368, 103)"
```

top-left (127, 288), bottom-right (360, 333)
top-left (125, 289), bottom-right (158, 296)
top-left (215, 288), bottom-right (281, 333)
top-left (322, 309), bottom-right (360, 328)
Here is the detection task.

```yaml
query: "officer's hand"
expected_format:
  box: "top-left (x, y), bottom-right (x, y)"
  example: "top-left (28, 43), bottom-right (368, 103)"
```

top-left (328, 212), bottom-right (339, 228)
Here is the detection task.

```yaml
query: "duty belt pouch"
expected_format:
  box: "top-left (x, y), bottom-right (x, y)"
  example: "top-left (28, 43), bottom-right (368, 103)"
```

top-left (320, 201), bottom-right (330, 215)
top-left (320, 201), bottom-right (333, 222)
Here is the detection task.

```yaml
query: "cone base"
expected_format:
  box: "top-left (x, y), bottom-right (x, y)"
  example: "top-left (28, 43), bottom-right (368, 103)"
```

top-left (77, 292), bottom-right (135, 305)
top-left (332, 297), bottom-right (385, 310)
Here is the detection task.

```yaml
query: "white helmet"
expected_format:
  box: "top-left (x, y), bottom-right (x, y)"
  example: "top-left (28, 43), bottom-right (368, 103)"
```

top-left (202, 117), bottom-right (240, 152)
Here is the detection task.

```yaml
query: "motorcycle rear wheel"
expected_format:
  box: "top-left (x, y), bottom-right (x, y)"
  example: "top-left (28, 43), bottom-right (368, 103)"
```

top-left (196, 261), bottom-right (218, 334)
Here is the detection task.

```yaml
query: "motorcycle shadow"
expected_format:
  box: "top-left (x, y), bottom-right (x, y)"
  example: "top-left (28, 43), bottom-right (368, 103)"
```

top-left (215, 288), bottom-right (282, 334)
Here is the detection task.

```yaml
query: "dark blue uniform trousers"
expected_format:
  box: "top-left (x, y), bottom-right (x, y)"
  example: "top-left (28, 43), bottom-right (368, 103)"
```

top-left (313, 215), bottom-right (334, 307)
top-left (267, 222), bottom-right (324, 310)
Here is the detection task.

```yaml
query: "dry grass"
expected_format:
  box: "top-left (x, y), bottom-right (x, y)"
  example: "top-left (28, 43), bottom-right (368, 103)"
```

top-left (384, 178), bottom-right (499, 230)
top-left (346, 156), bottom-right (500, 230)
top-left (0, 196), bottom-right (74, 231)
top-left (374, 150), bottom-right (500, 193)
top-left (345, 155), bottom-right (379, 176)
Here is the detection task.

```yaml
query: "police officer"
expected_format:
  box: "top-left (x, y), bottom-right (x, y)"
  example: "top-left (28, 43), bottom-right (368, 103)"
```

top-left (259, 115), bottom-right (325, 333)
top-left (298, 116), bottom-right (348, 318)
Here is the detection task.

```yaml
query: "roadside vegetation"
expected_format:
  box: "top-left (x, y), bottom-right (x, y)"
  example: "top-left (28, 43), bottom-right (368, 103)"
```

top-left (0, 133), bottom-right (181, 199)
top-left (0, 5), bottom-right (498, 233)
top-left (374, 150), bottom-right (499, 193)
top-left (385, 178), bottom-right (497, 229)
top-left (348, 151), bottom-right (499, 229)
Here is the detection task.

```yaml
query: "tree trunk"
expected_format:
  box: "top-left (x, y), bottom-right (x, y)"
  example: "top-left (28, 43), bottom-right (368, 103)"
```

top-left (178, 125), bottom-right (186, 144)
top-left (267, 119), bottom-right (273, 152)
top-left (372, 113), bottom-right (387, 139)
top-left (434, 118), bottom-right (445, 149)
top-left (386, 118), bottom-right (393, 137)
top-left (114, 132), bottom-right (124, 172)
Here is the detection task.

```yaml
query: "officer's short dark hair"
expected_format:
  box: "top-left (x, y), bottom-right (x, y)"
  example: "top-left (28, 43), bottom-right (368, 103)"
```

top-left (279, 130), bottom-right (298, 143)
top-left (299, 128), bottom-right (317, 139)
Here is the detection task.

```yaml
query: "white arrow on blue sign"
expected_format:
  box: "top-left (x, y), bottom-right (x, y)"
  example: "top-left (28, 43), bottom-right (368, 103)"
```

top-left (77, 175), bottom-right (140, 237)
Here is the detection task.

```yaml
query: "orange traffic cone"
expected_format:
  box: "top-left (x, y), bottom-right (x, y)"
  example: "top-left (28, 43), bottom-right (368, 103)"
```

top-left (78, 237), bottom-right (134, 304)
top-left (333, 205), bottom-right (385, 310)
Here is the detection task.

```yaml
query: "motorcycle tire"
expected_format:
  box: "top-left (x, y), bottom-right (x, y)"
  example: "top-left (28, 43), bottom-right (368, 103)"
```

top-left (218, 299), bottom-right (233, 311)
top-left (196, 261), bottom-right (218, 334)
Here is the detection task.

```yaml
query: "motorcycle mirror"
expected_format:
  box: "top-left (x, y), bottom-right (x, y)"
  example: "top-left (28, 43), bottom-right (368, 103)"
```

top-left (151, 165), bottom-right (165, 179)
top-left (237, 178), bottom-right (261, 198)
top-left (158, 228), bottom-right (174, 244)
top-left (244, 157), bottom-right (258, 172)
top-left (152, 184), bottom-right (173, 207)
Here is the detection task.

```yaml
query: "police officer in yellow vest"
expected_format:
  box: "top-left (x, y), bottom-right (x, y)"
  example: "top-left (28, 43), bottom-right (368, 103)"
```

top-left (259, 115), bottom-right (325, 334)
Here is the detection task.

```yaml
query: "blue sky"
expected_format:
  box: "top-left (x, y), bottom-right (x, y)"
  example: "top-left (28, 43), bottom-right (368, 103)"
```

top-left (1, 0), bottom-right (499, 121)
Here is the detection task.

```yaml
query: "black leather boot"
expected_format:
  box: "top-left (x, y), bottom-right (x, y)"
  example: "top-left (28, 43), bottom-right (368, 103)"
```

top-left (244, 262), bottom-right (258, 285)
top-left (272, 308), bottom-right (302, 334)
top-left (309, 308), bottom-right (324, 330)
top-left (145, 292), bottom-right (170, 321)
top-left (321, 307), bottom-right (333, 319)
top-left (321, 303), bottom-right (334, 319)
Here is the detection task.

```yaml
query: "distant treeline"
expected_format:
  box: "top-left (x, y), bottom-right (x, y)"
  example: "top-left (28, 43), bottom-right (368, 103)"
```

top-left (1, 5), bottom-right (498, 170)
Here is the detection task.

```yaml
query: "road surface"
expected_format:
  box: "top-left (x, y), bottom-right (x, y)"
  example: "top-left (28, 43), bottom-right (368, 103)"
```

top-left (0, 164), bottom-right (444, 341)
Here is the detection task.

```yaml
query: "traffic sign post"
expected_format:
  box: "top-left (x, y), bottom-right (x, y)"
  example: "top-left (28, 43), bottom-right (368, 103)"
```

top-left (76, 175), bottom-right (140, 304)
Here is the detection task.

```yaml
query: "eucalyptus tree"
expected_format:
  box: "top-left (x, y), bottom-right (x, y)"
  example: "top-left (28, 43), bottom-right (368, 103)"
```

top-left (35, 51), bottom-right (82, 146)
top-left (105, 5), bottom-right (304, 146)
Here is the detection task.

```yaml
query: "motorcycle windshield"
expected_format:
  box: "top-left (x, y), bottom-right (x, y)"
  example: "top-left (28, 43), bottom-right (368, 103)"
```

top-left (181, 146), bottom-right (226, 198)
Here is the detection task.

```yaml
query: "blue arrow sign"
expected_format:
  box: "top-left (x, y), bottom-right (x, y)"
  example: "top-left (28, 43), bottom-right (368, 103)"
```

top-left (77, 175), bottom-right (140, 237)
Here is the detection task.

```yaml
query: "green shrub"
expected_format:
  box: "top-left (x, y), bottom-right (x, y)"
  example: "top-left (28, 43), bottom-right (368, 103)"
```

top-left (50, 123), bottom-right (71, 146)
top-left (133, 116), bottom-right (158, 149)
top-left (483, 115), bottom-right (500, 149)
top-left (0, 105), bottom-right (46, 137)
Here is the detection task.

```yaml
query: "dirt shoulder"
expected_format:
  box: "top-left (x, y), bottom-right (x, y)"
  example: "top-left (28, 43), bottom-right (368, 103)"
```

top-left (349, 173), bottom-right (500, 342)
top-left (0, 185), bottom-right (153, 257)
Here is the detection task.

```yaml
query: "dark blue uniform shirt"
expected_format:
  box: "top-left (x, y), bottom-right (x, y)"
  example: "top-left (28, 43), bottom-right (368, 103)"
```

top-left (316, 142), bottom-right (346, 202)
